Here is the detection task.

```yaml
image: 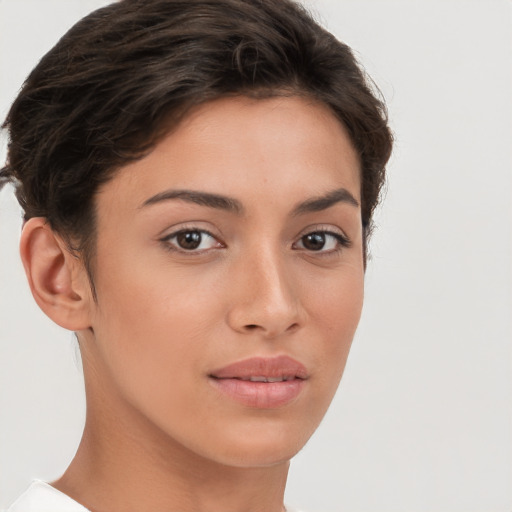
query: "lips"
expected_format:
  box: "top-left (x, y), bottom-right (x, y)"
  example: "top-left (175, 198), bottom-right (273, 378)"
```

top-left (208, 355), bottom-right (308, 408)
top-left (210, 355), bottom-right (308, 380)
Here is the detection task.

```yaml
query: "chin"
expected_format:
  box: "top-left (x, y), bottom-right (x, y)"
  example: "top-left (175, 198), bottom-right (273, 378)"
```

top-left (189, 417), bottom-right (317, 469)
top-left (211, 442), bottom-right (300, 469)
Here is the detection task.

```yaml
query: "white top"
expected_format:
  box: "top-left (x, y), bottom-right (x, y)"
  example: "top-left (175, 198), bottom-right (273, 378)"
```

top-left (4, 481), bottom-right (90, 512)
top-left (4, 481), bottom-right (305, 512)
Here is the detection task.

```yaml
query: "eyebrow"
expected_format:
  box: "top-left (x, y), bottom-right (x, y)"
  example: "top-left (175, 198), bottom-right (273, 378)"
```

top-left (140, 187), bottom-right (359, 215)
top-left (141, 189), bottom-right (243, 214)
top-left (291, 188), bottom-right (359, 216)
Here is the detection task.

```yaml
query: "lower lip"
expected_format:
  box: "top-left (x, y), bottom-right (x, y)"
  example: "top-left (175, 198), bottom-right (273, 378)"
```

top-left (209, 377), bottom-right (305, 408)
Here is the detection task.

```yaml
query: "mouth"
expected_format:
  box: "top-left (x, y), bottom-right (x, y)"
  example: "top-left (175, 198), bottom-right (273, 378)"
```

top-left (209, 354), bottom-right (308, 380)
top-left (226, 375), bottom-right (299, 382)
top-left (208, 355), bottom-right (308, 408)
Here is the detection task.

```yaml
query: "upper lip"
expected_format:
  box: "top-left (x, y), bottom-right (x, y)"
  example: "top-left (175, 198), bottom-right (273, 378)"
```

top-left (209, 355), bottom-right (309, 380)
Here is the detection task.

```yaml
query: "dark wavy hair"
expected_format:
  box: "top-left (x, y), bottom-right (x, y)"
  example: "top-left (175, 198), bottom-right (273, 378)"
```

top-left (1, 0), bottom-right (392, 280)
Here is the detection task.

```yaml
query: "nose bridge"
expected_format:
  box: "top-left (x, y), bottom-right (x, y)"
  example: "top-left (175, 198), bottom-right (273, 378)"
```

top-left (253, 245), bottom-right (293, 307)
top-left (227, 242), bottom-right (301, 337)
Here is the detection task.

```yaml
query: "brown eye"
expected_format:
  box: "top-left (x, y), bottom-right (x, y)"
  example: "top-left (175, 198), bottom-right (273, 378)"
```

top-left (162, 229), bottom-right (221, 252)
top-left (294, 230), bottom-right (349, 253)
top-left (176, 231), bottom-right (202, 250)
top-left (301, 232), bottom-right (327, 251)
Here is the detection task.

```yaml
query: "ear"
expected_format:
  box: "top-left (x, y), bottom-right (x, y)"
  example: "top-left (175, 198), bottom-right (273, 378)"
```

top-left (19, 217), bottom-right (93, 331)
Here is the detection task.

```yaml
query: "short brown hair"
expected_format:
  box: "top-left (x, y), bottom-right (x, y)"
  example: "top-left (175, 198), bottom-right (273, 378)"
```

top-left (1, 0), bottom-right (392, 275)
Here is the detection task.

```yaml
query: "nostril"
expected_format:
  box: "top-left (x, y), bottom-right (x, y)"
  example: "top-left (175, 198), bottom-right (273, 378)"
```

top-left (287, 322), bottom-right (299, 333)
top-left (242, 322), bottom-right (299, 335)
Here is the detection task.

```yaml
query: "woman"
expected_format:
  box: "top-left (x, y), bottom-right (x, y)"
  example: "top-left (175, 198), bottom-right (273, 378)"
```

top-left (1, 0), bottom-right (392, 511)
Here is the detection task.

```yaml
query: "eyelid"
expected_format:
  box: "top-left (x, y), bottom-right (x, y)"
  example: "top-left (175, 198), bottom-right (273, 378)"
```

top-left (159, 224), bottom-right (225, 254)
top-left (158, 219), bottom-right (225, 242)
top-left (292, 224), bottom-right (352, 252)
top-left (296, 224), bottom-right (350, 242)
top-left (157, 223), bottom-right (351, 255)
top-left (160, 226), bottom-right (216, 242)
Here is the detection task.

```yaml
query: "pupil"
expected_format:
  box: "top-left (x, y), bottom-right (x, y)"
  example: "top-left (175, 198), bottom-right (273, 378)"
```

top-left (177, 231), bottom-right (201, 250)
top-left (303, 233), bottom-right (325, 250)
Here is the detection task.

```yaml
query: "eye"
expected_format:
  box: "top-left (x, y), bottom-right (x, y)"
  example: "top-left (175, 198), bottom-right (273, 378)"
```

top-left (294, 230), bottom-right (350, 253)
top-left (161, 229), bottom-right (222, 252)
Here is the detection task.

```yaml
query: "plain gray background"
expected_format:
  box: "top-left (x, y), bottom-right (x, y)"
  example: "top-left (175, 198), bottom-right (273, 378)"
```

top-left (1, 1), bottom-right (511, 511)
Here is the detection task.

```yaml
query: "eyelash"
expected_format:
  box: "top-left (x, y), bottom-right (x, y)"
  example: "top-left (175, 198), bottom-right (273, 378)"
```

top-left (160, 228), bottom-right (222, 254)
top-left (293, 228), bottom-right (352, 255)
top-left (159, 227), bottom-right (351, 255)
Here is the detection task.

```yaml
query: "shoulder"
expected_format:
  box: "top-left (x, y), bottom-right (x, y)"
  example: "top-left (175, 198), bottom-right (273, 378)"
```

top-left (3, 481), bottom-right (90, 512)
top-left (5, 483), bottom-right (308, 512)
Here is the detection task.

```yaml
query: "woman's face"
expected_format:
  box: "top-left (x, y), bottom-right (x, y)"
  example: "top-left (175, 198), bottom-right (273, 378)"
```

top-left (83, 96), bottom-right (364, 467)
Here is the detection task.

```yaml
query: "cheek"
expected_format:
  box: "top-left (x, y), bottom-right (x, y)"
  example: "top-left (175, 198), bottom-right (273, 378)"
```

top-left (90, 254), bottom-right (207, 383)
top-left (94, 250), bottom-right (233, 362)
top-left (309, 260), bottom-right (364, 333)
top-left (89, 269), bottom-right (224, 434)
top-left (307, 265), bottom-right (364, 383)
top-left (94, 263), bottom-right (216, 356)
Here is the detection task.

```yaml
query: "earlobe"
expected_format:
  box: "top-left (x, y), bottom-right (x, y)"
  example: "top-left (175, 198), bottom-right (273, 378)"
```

top-left (20, 217), bottom-right (92, 331)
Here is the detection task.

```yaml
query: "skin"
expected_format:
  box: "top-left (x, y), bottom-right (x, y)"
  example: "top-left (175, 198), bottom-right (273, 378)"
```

top-left (21, 96), bottom-right (364, 512)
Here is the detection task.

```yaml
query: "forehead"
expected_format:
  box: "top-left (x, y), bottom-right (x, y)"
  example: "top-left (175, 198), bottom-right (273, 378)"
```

top-left (95, 95), bottom-right (361, 216)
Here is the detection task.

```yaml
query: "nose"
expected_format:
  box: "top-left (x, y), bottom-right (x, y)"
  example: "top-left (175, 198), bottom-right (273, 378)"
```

top-left (226, 247), bottom-right (303, 338)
